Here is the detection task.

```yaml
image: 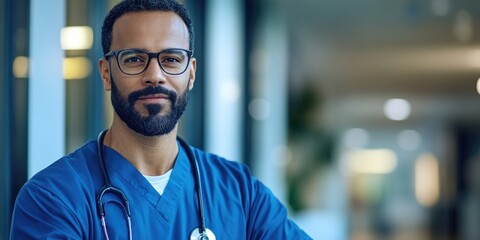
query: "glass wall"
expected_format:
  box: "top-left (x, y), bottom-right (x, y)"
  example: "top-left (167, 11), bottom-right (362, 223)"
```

top-left (64, 0), bottom-right (107, 153)
top-left (0, 0), bottom-right (10, 237)
top-left (1, 0), bottom-right (30, 238)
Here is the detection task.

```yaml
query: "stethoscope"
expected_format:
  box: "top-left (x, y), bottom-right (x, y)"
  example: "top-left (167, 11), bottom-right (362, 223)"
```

top-left (96, 130), bottom-right (216, 240)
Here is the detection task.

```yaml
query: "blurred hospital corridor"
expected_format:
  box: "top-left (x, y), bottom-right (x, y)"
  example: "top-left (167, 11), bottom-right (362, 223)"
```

top-left (2, 0), bottom-right (480, 239)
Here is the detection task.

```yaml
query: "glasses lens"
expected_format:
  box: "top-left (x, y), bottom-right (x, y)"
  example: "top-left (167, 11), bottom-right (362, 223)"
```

top-left (117, 49), bottom-right (149, 75)
top-left (159, 49), bottom-right (189, 75)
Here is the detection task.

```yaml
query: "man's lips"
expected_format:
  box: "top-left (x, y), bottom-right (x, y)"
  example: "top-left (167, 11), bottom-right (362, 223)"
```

top-left (137, 94), bottom-right (170, 104)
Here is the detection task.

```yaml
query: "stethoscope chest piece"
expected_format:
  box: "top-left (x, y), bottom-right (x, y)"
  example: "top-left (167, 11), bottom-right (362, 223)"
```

top-left (190, 227), bottom-right (216, 240)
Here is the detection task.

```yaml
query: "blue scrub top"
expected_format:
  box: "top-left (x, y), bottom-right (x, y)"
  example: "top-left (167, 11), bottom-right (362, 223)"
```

top-left (10, 139), bottom-right (311, 239)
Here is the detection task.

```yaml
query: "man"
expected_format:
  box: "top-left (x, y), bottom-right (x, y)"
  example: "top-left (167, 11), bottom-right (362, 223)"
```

top-left (10, 0), bottom-right (312, 239)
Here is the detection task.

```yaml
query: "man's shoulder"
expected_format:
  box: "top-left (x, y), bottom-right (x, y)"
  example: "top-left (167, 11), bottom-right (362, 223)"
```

top-left (188, 147), bottom-right (256, 189)
top-left (11, 140), bottom-right (100, 238)
top-left (25, 140), bottom-right (99, 195)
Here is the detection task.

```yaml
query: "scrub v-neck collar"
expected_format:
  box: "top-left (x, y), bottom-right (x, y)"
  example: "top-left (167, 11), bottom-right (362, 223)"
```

top-left (101, 140), bottom-right (191, 223)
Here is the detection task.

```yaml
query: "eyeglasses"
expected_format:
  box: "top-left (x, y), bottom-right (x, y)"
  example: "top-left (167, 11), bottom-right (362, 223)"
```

top-left (104, 48), bottom-right (193, 75)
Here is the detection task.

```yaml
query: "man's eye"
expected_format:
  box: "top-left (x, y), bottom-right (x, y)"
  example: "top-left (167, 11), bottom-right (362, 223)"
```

top-left (162, 57), bottom-right (181, 63)
top-left (123, 56), bottom-right (144, 63)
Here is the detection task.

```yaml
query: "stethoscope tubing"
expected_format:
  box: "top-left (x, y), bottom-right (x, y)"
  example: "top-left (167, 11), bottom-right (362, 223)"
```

top-left (96, 130), bottom-right (212, 239)
top-left (177, 136), bottom-right (208, 234)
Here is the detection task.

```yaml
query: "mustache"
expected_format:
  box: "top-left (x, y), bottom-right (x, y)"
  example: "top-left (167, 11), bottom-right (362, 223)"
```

top-left (127, 86), bottom-right (177, 105)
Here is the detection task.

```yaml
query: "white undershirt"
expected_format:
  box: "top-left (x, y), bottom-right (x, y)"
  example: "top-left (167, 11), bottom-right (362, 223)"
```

top-left (143, 169), bottom-right (172, 195)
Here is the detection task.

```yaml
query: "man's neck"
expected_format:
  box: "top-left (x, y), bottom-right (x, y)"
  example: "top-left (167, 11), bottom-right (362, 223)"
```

top-left (103, 117), bottom-right (179, 176)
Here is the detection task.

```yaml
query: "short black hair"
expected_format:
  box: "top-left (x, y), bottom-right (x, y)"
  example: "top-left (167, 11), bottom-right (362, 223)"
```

top-left (101, 0), bottom-right (194, 54)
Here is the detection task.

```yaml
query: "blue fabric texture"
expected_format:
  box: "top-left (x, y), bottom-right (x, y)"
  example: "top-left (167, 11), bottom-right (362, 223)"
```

top-left (10, 139), bottom-right (312, 239)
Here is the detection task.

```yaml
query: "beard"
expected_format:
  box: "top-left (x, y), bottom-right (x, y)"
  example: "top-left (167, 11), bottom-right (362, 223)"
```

top-left (110, 75), bottom-right (189, 136)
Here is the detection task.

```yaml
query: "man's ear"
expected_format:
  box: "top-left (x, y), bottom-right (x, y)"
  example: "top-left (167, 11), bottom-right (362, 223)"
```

top-left (188, 58), bottom-right (196, 90)
top-left (98, 58), bottom-right (111, 91)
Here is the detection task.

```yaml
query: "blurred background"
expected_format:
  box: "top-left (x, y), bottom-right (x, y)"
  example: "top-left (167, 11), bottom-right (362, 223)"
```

top-left (1, 0), bottom-right (480, 239)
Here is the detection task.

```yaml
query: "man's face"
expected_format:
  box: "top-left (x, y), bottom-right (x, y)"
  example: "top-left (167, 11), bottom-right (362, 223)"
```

top-left (99, 11), bottom-right (196, 136)
top-left (109, 75), bottom-right (189, 136)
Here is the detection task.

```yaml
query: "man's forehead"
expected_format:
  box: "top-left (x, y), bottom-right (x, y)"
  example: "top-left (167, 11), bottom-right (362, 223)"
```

top-left (111, 11), bottom-right (189, 48)
top-left (113, 11), bottom-right (186, 30)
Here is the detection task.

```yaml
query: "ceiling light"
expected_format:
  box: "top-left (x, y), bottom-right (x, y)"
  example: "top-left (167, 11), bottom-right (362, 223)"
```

top-left (13, 56), bottom-right (29, 78)
top-left (61, 26), bottom-right (93, 50)
top-left (476, 78), bottom-right (480, 95)
top-left (415, 153), bottom-right (440, 207)
top-left (63, 57), bottom-right (92, 80)
top-left (347, 149), bottom-right (397, 174)
top-left (384, 98), bottom-right (411, 121)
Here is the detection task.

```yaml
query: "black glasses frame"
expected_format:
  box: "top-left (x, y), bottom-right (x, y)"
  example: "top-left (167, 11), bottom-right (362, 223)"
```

top-left (104, 48), bottom-right (193, 76)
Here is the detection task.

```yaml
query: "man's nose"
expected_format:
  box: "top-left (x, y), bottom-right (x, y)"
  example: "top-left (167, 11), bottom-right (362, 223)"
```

top-left (141, 58), bottom-right (167, 86)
